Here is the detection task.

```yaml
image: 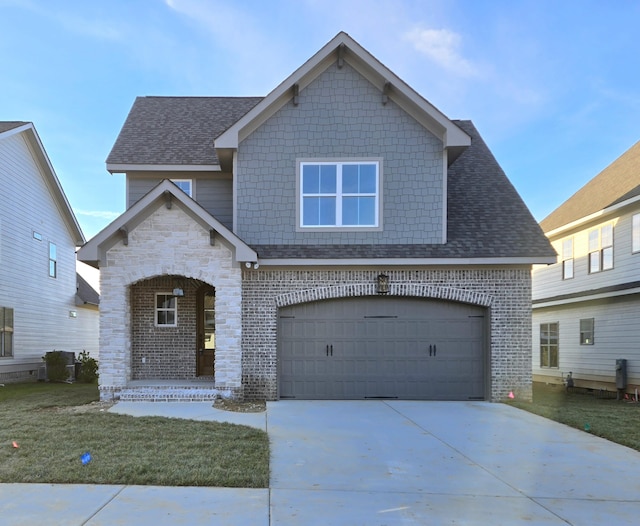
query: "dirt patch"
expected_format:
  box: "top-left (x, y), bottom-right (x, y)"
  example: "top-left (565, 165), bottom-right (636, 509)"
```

top-left (213, 399), bottom-right (266, 413)
top-left (52, 401), bottom-right (115, 414)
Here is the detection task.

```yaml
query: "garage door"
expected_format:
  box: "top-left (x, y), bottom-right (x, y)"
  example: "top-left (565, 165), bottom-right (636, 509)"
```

top-left (279, 296), bottom-right (486, 400)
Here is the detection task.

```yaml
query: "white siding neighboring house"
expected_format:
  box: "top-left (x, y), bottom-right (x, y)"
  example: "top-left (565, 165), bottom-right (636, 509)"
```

top-left (532, 140), bottom-right (640, 393)
top-left (0, 121), bottom-right (99, 383)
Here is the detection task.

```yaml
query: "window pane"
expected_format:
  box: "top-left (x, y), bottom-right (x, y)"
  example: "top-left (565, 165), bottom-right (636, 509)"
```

top-left (319, 165), bottom-right (336, 193)
top-left (49, 260), bottom-right (57, 278)
top-left (342, 165), bottom-right (359, 193)
top-left (580, 318), bottom-right (594, 344)
top-left (562, 238), bottom-right (573, 259)
top-left (589, 252), bottom-right (600, 273)
top-left (563, 259), bottom-right (574, 279)
top-left (49, 243), bottom-right (56, 260)
top-left (602, 246), bottom-right (613, 270)
top-left (359, 164), bottom-right (377, 193)
top-left (302, 165), bottom-right (320, 193)
top-left (303, 196), bottom-right (320, 225)
top-left (318, 197), bottom-right (336, 225)
top-left (343, 197), bottom-right (375, 226)
top-left (589, 230), bottom-right (601, 251)
top-left (549, 345), bottom-right (559, 368)
top-left (165, 311), bottom-right (175, 325)
top-left (540, 348), bottom-right (548, 367)
top-left (358, 196), bottom-right (375, 225)
top-left (601, 224), bottom-right (613, 247)
top-left (157, 311), bottom-right (167, 325)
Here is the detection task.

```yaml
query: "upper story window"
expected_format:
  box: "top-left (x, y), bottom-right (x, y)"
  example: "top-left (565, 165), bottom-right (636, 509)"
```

top-left (155, 293), bottom-right (177, 327)
top-left (562, 238), bottom-right (574, 279)
top-left (171, 179), bottom-right (192, 197)
top-left (48, 242), bottom-right (57, 278)
top-left (588, 224), bottom-right (613, 273)
top-left (633, 214), bottom-right (640, 253)
top-left (299, 161), bottom-right (380, 229)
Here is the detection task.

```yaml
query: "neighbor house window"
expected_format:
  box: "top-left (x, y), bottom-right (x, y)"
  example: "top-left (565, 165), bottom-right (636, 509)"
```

top-left (540, 322), bottom-right (559, 368)
top-left (588, 224), bottom-right (613, 273)
top-left (562, 238), bottom-right (574, 279)
top-left (633, 214), bottom-right (640, 253)
top-left (580, 318), bottom-right (594, 345)
top-left (299, 161), bottom-right (380, 228)
top-left (48, 242), bottom-right (57, 278)
top-left (0, 307), bottom-right (13, 357)
top-left (155, 293), bottom-right (177, 327)
top-left (171, 179), bottom-right (192, 197)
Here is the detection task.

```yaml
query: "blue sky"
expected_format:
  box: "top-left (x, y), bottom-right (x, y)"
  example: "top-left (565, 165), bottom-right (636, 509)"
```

top-left (1, 0), bottom-right (639, 239)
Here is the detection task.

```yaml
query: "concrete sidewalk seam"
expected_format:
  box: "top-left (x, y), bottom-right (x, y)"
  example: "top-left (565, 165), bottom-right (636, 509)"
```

top-left (81, 485), bottom-right (127, 525)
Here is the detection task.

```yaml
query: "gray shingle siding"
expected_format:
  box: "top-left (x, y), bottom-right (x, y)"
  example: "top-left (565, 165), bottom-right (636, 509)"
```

top-left (236, 62), bottom-right (445, 246)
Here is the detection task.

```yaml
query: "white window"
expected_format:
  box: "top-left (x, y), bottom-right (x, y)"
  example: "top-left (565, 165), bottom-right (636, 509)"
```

top-left (171, 179), bottom-right (192, 197)
top-left (299, 161), bottom-right (380, 228)
top-left (49, 242), bottom-right (57, 278)
top-left (588, 224), bottom-right (613, 273)
top-left (633, 214), bottom-right (640, 253)
top-left (562, 238), bottom-right (574, 279)
top-left (155, 293), bottom-right (177, 327)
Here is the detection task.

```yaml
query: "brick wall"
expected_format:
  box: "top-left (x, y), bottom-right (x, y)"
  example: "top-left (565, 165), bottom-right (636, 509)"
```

top-left (242, 267), bottom-right (533, 402)
top-left (130, 277), bottom-right (198, 379)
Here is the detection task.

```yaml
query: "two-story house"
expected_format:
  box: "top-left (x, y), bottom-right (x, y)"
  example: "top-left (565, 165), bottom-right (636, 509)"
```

top-left (78, 32), bottom-right (555, 402)
top-left (0, 121), bottom-right (99, 383)
top-left (532, 140), bottom-right (640, 393)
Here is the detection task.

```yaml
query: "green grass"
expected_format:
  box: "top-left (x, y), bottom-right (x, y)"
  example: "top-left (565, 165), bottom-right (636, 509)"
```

top-left (0, 382), bottom-right (269, 487)
top-left (507, 382), bottom-right (640, 451)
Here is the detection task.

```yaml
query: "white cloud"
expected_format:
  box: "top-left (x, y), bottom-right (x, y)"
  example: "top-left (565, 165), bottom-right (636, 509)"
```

top-left (75, 209), bottom-right (121, 221)
top-left (404, 27), bottom-right (478, 78)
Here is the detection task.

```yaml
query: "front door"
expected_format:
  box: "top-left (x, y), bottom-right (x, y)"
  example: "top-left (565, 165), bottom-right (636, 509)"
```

top-left (196, 285), bottom-right (215, 377)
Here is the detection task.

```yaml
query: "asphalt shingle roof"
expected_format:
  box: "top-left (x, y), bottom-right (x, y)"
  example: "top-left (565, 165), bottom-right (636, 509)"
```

top-left (105, 98), bottom-right (553, 260)
top-left (106, 97), bottom-right (262, 166)
top-left (540, 140), bottom-right (640, 233)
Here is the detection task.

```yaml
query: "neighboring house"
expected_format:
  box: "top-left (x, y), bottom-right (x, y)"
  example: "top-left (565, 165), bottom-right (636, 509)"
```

top-left (78, 32), bottom-right (554, 402)
top-left (532, 140), bottom-right (640, 393)
top-left (0, 122), bottom-right (99, 383)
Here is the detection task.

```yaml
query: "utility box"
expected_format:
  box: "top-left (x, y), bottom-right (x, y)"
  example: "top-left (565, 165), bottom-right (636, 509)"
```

top-left (616, 359), bottom-right (627, 390)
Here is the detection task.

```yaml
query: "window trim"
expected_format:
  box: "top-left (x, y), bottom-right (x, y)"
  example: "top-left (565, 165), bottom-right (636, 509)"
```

top-left (155, 293), bottom-right (178, 327)
top-left (540, 322), bottom-right (559, 369)
top-left (296, 158), bottom-right (383, 232)
top-left (580, 318), bottom-right (594, 345)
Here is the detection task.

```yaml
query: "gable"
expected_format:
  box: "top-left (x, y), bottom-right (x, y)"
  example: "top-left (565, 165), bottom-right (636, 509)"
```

top-left (235, 61), bottom-right (446, 246)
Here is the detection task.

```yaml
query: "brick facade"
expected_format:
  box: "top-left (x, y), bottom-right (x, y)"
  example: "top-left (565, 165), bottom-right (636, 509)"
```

top-left (242, 268), bottom-right (533, 402)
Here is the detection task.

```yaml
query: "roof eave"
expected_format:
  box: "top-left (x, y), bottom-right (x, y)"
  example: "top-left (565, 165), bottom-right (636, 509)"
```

top-left (107, 163), bottom-right (222, 174)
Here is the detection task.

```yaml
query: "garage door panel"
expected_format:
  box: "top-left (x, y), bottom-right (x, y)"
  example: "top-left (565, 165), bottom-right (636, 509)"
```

top-left (279, 297), bottom-right (486, 400)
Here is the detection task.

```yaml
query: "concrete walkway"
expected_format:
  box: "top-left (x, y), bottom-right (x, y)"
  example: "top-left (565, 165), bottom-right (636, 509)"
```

top-left (2, 400), bottom-right (640, 524)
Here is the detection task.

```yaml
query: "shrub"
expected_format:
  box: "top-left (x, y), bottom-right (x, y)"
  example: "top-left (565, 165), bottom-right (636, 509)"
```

top-left (77, 350), bottom-right (99, 383)
top-left (43, 351), bottom-right (70, 383)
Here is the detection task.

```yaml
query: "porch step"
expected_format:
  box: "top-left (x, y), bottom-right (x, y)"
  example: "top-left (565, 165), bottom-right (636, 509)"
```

top-left (118, 386), bottom-right (219, 402)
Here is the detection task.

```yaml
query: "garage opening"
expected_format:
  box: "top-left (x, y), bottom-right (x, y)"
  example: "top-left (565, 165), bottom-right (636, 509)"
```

top-left (278, 296), bottom-right (487, 400)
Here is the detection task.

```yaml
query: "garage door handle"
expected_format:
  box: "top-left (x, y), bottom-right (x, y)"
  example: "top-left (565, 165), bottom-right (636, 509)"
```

top-left (429, 344), bottom-right (432, 356)
top-left (330, 344), bottom-right (333, 356)
top-left (433, 344), bottom-right (437, 357)
top-left (326, 345), bottom-right (329, 357)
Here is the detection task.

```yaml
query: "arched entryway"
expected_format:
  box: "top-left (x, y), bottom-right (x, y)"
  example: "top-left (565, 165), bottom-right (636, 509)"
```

top-left (130, 276), bottom-right (216, 380)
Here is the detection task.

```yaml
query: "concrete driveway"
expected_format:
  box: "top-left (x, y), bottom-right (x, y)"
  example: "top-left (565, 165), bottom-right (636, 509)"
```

top-left (3, 400), bottom-right (640, 524)
top-left (268, 400), bottom-right (640, 524)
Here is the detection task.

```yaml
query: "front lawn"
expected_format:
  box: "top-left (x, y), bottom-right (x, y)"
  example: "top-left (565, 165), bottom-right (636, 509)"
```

top-left (507, 382), bottom-right (640, 451)
top-left (0, 382), bottom-right (269, 487)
